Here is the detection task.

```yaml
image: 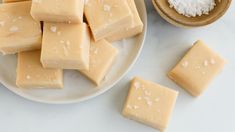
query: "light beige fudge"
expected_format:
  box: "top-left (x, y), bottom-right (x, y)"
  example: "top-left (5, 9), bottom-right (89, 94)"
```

top-left (85, 0), bottom-right (133, 41)
top-left (2, 0), bottom-right (30, 3)
top-left (168, 40), bottom-right (225, 97)
top-left (30, 0), bottom-right (84, 23)
top-left (123, 77), bottom-right (178, 131)
top-left (0, 1), bottom-right (42, 55)
top-left (80, 39), bottom-right (118, 86)
top-left (41, 22), bottom-right (90, 70)
top-left (16, 50), bottom-right (63, 89)
top-left (106, 0), bottom-right (143, 42)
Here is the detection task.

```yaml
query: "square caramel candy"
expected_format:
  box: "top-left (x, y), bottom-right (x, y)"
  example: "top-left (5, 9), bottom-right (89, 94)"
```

top-left (2, 0), bottom-right (30, 3)
top-left (85, 0), bottom-right (133, 41)
top-left (106, 0), bottom-right (143, 42)
top-left (41, 23), bottom-right (90, 70)
top-left (123, 77), bottom-right (178, 131)
top-left (0, 1), bottom-right (42, 55)
top-left (16, 50), bottom-right (63, 89)
top-left (168, 40), bottom-right (225, 97)
top-left (30, 0), bottom-right (84, 23)
top-left (80, 39), bottom-right (118, 86)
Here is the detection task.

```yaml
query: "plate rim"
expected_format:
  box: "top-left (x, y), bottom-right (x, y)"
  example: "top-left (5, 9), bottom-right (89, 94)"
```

top-left (0, 0), bottom-right (148, 104)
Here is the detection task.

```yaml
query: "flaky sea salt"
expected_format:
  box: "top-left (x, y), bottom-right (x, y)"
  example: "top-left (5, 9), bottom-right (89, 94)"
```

top-left (210, 58), bottom-right (216, 64)
top-left (50, 26), bottom-right (57, 33)
top-left (181, 61), bottom-right (189, 68)
top-left (134, 81), bottom-right (141, 89)
top-left (168, 0), bottom-right (216, 17)
top-left (9, 26), bottom-right (18, 32)
top-left (137, 97), bottom-right (142, 100)
top-left (26, 75), bottom-right (31, 79)
top-left (204, 60), bottom-right (209, 66)
top-left (133, 105), bottom-right (139, 109)
top-left (103, 4), bottom-right (111, 12)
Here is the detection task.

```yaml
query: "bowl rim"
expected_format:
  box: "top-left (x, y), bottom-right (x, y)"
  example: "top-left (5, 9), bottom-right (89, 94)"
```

top-left (0, 0), bottom-right (148, 104)
top-left (153, 0), bottom-right (232, 27)
top-left (152, 0), bottom-right (188, 28)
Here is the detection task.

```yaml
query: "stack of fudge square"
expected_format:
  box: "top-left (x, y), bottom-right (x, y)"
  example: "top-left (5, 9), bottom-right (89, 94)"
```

top-left (0, 0), bottom-right (143, 88)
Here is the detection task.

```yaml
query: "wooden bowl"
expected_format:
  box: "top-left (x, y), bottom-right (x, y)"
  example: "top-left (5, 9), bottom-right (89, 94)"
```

top-left (152, 0), bottom-right (232, 28)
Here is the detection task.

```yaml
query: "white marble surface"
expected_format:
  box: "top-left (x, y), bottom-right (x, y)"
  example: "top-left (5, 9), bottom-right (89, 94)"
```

top-left (0, 1), bottom-right (235, 132)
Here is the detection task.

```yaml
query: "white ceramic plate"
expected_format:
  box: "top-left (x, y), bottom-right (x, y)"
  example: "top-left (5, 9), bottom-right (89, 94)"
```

top-left (0, 0), bottom-right (147, 104)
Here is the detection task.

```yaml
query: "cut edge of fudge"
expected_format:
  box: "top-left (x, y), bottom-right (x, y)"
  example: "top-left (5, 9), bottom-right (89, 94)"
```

top-left (91, 14), bottom-right (133, 41)
top-left (0, 36), bottom-right (42, 55)
top-left (85, 0), bottom-right (133, 41)
top-left (106, 0), bottom-right (144, 42)
top-left (80, 39), bottom-right (119, 86)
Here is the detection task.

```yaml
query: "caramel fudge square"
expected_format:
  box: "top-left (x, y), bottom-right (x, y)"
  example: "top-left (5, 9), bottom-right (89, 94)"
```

top-left (30, 0), bottom-right (84, 23)
top-left (85, 0), bottom-right (133, 41)
top-left (168, 40), bottom-right (225, 97)
top-left (16, 50), bottom-right (63, 89)
top-left (41, 22), bottom-right (90, 70)
top-left (80, 39), bottom-right (118, 86)
top-left (106, 0), bottom-right (143, 42)
top-left (0, 1), bottom-right (42, 55)
top-left (123, 77), bottom-right (178, 131)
